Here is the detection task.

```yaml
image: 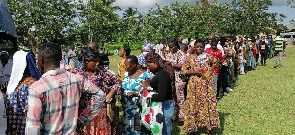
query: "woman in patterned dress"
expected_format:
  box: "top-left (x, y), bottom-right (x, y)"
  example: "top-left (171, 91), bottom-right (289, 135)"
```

top-left (5, 51), bottom-right (41, 135)
top-left (121, 55), bottom-right (150, 135)
top-left (70, 47), bottom-right (121, 135)
top-left (165, 42), bottom-right (186, 124)
top-left (181, 39), bottom-right (220, 134)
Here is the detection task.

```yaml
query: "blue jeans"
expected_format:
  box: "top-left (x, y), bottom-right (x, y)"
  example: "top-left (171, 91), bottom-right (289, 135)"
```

top-left (247, 52), bottom-right (255, 69)
top-left (162, 100), bottom-right (175, 135)
top-left (268, 47), bottom-right (273, 58)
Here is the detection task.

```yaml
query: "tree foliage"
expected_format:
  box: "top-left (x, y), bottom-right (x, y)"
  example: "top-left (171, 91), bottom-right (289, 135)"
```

top-left (6, 0), bottom-right (287, 51)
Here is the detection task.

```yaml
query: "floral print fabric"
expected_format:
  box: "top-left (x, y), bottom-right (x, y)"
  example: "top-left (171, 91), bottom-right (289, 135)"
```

top-left (181, 53), bottom-right (220, 133)
top-left (5, 77), bottom-right (36, 135)
top-left (70, 68), bottom-right (121, 135)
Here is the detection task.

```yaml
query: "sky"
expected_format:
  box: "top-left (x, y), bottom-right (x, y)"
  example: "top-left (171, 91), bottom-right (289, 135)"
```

top-left (113, 0), bottom-right (295, 24)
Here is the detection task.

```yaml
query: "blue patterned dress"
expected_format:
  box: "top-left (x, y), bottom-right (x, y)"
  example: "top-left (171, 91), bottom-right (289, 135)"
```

top-left (5, 77), bottom-right (36, 135)
top-left (122, 72), bottom-right (149, 135)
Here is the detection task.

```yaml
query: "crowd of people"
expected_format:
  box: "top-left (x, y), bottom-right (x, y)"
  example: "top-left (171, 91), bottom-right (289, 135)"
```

top-left (0, 33), bottom-right (286, 135)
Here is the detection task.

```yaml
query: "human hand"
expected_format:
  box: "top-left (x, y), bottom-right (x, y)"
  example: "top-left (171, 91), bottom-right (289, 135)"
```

top-left (142, 79), bottom-right (150, 87)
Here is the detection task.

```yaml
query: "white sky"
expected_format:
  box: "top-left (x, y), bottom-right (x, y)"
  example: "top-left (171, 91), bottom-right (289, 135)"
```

top-left (113, 0), bottom-right (295, 24)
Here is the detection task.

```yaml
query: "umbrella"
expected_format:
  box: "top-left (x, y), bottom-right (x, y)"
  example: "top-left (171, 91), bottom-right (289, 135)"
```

top-left (0, 0), bottom-right (17, 47)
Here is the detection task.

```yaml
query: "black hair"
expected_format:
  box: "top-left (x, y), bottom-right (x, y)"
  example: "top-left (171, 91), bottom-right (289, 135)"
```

top-left (169, 37), bottom-right (180, 49)
top-left (211, 38), bottom-right (219, 43)
top-left (122, 46), bottom-right (131, 56)
top-left (126, 55), bottom-right (138, 64)
top-left (182, 44), bottom-right (188, 51)
top-left (219, 37), bottom-right (227, 43)
top-left (99, 53), bottom-right (110, 66)
top-left (38, 42), bottom-right (62, 64)
top-left (78, 47), bottom-right (100, 63)
top-left (194, 39), bottom-right (205, 47)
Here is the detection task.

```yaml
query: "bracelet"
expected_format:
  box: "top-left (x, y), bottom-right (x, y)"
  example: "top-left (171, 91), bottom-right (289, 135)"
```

top-left (171, 63), bottom-right (174, 67)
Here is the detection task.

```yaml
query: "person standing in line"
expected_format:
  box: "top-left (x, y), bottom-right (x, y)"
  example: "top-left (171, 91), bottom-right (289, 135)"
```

top-left (68, 46), bottom-right (78, 69)
top-left (5, 51), bottom-right (41, 135)
top-left (0, 51), bottom-right (12, 93)
top-left (267, 35), bottom-right (274, 58)
top-left (118, 46), bottom-right (131, 82)
top-left (259, 41), bottom-right (268, 66)
top-left (205, 38), bottom-right (224, 96)
top-left (25, 42), bottom-right (106, 134)
top-left (145, 52), bottom-right (176, 135)
top-left (165, 42), bottom-right (186, 125)
top-left (273, 33), bottom-right (285, 68)
top-left (182, 39), bottom-right (220, 134)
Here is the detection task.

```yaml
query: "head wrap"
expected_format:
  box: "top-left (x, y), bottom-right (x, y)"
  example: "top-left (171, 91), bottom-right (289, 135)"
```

top-left (26, 53), bottom-right (41, 80)
top-left (138, 52), bottom-right (148, 67)
top-left (7, 51), bottom-right (41, 95)
top-left (142, 42), bottom-right (154, 52)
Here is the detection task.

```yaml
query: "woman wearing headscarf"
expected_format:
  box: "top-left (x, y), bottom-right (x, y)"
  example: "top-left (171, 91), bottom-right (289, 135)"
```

top-left (70, 47), bottom-right (121, 135)
top-left (5, 50), bottom-right (41, 135)
top-left (138, 42), bottom-right (155, 78)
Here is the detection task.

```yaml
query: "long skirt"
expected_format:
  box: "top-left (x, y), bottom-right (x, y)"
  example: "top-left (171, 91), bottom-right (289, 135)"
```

top-left (80, 108), bottom-right (111, 135)
top-left (183, 76), bottom-right (220, 133)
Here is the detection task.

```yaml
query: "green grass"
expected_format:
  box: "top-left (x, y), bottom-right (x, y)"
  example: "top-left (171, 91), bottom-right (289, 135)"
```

top-left (109, 47), bottom-right (295, 135)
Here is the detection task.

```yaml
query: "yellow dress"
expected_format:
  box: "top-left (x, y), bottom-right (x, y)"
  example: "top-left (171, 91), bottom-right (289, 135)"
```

top-left (118, 59), bottom-right (126, 82)
top-left (182, 53), bottom-right (220, 133)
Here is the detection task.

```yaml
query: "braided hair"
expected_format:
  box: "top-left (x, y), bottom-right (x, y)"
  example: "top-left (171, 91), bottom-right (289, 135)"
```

top-left (146, 52), bottom-right (175, 85)
top-left (78, 47), bottom-right (100, 63)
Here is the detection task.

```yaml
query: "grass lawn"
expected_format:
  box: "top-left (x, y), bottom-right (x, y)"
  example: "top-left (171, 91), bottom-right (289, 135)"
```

top-left (108, 47), bottom-right (295, 135)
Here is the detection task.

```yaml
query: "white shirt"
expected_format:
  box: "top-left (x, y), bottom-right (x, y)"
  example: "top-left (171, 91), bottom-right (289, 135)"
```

top-left (205, 44), bottom-right (225, 56)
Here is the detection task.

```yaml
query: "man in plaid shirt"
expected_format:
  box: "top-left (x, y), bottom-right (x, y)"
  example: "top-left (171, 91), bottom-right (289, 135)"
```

top-left (25, 42), bottom-right (106, 135)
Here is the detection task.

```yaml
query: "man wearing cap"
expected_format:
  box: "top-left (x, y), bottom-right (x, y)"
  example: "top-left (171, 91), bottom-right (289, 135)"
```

top-left (0, 51), bottom-right (13, 93)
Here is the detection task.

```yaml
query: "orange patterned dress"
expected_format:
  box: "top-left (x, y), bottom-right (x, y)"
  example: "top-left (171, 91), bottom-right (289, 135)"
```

top-left (181, 52), bottom-right (220, 133)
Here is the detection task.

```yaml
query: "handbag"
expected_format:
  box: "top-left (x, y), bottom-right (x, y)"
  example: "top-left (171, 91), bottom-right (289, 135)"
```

top-left (179, 74), bottom-right (189, 82)
top-left (107, 103), bottom-right (114, 122)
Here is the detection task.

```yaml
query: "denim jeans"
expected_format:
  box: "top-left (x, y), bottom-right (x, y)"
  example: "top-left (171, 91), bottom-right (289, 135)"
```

top-left (268, 47), bottom-right (273, 58)
top-left (162, 100), bottom-right (175, 135)
top-left (247, 52), bottom-right (255, 69)
top-left (274, 51), bottom-right (283, 67)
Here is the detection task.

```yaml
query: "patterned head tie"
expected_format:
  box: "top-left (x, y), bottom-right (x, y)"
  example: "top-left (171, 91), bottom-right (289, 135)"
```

top-left (142, 42), bottom-right (154, 52)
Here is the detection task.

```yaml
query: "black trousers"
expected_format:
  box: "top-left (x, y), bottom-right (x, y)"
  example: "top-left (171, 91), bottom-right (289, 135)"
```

top-left (260, 52), bottom-right (267, 64)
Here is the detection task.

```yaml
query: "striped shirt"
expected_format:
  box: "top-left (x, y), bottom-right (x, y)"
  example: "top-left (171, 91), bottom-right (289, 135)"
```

top-left (25, 69), bottom-right (106, 135)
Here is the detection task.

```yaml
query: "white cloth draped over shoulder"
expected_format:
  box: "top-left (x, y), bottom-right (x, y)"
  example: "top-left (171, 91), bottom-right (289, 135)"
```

top-left (6, 51), bottom-right (28, 95)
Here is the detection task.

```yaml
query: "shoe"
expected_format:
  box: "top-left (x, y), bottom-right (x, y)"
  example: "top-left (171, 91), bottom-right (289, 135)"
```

top-left (223, 92), bottom-right (228, 96)
top-left (226, 87), bottom-right (233, 92)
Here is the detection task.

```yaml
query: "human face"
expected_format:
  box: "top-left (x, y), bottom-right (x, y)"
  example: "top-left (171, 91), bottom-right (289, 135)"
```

top-left (211, 42), bottom-right (218, 50)
top-left (168, 43), bottom-right (177, 53)
top-left (85, 58), bottom-right (99, 71)
top-left (194, 43), bottom-right (204, 54)
top-left (124, 59), bottom-right (137, 72)
top-left (145, 61), bottom-right (159, 72)
top-left (119, 47), bottom-right (125, 57)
